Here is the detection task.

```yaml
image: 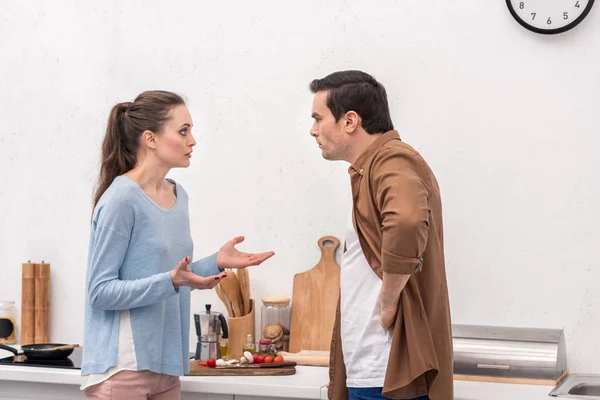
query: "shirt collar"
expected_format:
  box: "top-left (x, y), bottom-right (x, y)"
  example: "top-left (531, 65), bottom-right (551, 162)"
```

top-left (349, 130), bottom-right (401, 176)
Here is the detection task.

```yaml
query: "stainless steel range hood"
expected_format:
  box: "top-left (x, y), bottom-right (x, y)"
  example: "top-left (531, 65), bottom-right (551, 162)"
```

top-left (453, 324), bottom-right (567, 381)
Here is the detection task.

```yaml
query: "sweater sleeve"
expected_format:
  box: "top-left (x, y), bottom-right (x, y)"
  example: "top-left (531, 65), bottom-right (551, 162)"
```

top-left (86, 195), bottom-right (179, 311)
top-left (190, 253), bottom-right (221, 277)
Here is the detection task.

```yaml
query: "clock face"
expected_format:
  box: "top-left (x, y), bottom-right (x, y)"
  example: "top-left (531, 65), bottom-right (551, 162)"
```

top-left (506, 0), bottom-right (595, 34)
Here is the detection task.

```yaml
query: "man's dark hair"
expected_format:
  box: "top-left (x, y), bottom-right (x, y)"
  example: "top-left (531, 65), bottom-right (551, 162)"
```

top-left (309, 70), bottom-right (394, 134)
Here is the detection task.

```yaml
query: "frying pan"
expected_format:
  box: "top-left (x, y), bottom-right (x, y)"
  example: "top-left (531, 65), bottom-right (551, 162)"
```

top-left (0, 343), bottom-right (78, 360)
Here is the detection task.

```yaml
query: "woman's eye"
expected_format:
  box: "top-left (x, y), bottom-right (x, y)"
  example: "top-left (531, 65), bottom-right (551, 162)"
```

top-left (179, 129), bottom-right (187, 136)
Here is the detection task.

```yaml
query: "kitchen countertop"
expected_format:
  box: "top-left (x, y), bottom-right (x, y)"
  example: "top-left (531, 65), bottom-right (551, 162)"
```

top-left (0, 362), bottom-right (328, 400)
top-left (0, 346), bottom-right (558, 400)
top-left (180, 366), bottom-right (329, 399)
top-left (0, 361), bottom-right (557, 400)
top-left (0, 345), bottom-right (328, 399)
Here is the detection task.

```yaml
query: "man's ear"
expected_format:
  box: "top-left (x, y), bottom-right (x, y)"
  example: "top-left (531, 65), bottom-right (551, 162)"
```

top-left (142, 130), bottom-right (157, 149)
top-left (344, 111), bottom-right (361, 133)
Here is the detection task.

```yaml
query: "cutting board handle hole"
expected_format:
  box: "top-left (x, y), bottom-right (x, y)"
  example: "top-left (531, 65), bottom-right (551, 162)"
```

top-left (317, 236), bottom-right (340, 251)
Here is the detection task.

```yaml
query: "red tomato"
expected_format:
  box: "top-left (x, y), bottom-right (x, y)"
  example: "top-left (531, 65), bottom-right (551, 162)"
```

top-left (274, 355), bottom-right (284, 363)
top-left (264, 355), bottom-right (274, 363)
top-left (256, 355), bottom-right (266, 364)
top-left (207, 358), bottom-right (217, 368)
top-left (253, 355), bottom-right (261, 364)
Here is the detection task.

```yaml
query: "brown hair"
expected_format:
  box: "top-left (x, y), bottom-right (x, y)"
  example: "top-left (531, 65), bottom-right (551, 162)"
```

top-left (93, 90), bottom-right (185, 209)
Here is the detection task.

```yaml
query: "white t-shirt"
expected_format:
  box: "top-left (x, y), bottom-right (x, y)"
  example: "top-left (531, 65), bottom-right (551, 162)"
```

top-left (80, 310), bottom-right (138, 390)
top-left (340, 211), bottom-right (393, 388)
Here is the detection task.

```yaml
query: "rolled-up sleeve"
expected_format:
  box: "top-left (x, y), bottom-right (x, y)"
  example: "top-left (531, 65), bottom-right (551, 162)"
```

top-left (372, 148), bottom-right (431, 275)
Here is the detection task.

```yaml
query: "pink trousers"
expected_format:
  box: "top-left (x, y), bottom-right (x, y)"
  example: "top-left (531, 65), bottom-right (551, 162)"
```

top-left (85, 370), bottom-right (181, 400)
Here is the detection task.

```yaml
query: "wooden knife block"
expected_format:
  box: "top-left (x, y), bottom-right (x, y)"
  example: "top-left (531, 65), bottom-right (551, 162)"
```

top-left (227, 299), bottom-right (255, 360)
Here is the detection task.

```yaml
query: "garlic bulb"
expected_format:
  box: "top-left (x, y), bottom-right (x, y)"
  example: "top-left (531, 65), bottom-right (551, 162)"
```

top-left (216, 359), bottom-right (227, 367)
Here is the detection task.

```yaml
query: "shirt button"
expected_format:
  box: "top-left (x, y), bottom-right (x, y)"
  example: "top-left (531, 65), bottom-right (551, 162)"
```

top-left (359, 168), bottom-right (364, 174)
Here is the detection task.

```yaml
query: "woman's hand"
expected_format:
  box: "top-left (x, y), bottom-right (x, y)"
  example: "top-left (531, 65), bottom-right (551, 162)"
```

top-left (216, 236), bottom-right (275, 269)
top-left (170, 256), bottom-right (227, 290)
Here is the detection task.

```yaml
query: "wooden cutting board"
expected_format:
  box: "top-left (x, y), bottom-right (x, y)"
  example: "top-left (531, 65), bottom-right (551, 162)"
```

top-left (289, 236), bottom-right (341, 353)
top-left (186, 360), bottom-right (296, 376)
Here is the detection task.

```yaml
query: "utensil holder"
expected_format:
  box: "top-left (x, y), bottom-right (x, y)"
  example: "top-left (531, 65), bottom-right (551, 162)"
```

top-left (227, 299), bottom-right (255, 360)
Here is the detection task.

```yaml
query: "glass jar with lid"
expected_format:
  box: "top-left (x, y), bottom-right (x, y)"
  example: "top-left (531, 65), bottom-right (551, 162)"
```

top-left (260, 297), bottom-right (291, 353)
top-left (0, 301), bottom-right (16, 344)
top-left (257, 339), bottom-right (278, 356)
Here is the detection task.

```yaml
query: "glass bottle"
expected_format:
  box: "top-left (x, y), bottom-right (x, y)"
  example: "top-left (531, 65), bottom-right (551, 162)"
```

top-left (0, 301), bottom-right (16, 344)
top-left (242, 333), bottom-right (256, 354)
top-left (219, 338), bottom-right (228, 360)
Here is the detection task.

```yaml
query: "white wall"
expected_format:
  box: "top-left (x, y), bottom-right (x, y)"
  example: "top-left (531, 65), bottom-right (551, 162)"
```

top-left (1, 1), bottom-right (599, 372)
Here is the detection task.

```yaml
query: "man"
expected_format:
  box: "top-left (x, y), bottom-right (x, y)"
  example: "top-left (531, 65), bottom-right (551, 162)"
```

top-left (309, 70), bottom-right (453, 400)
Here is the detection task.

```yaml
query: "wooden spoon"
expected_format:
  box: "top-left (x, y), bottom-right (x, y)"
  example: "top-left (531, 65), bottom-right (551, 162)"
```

top-left (220, 269), bottom-right (243, 317)
top-left (215, 284), bottom-right (235, 318)
top-left (237, 268), bottom-right (251, 317)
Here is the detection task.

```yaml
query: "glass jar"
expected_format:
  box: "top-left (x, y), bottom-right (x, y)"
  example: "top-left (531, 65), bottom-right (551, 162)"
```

top-left (0, 301), bottom-right (16, 344)
top-left (257, 339), bottom-right (278, 356)
top-left (260, 297), bottom-right (291, 353)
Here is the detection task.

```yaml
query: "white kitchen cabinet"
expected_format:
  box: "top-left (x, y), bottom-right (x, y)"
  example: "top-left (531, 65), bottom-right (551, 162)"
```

top-left (0, 381), bottom-right (235, 400)
top-left (182, 394), bottom-right (233, 400)
top-left (0, 381), bottom-right (83, 400)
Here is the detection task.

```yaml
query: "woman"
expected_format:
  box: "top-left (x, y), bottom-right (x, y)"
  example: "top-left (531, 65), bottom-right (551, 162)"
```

top-left (82, 90), bottom-right (274, 399)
